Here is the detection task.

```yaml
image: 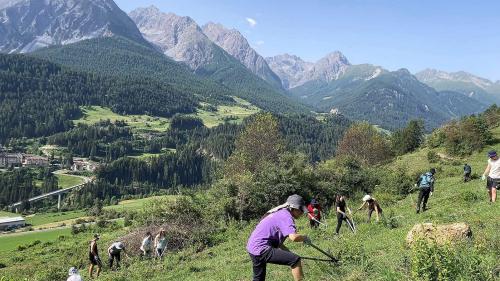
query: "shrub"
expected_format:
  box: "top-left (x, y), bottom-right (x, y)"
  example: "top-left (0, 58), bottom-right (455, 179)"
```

top-left (410, 240), bottom-right (491, 281)
top-left (427, 150), bottom-right (440, 163)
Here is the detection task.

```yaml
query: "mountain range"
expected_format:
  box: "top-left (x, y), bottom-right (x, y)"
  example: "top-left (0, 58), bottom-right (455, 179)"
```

top-left (0, 0), bottom-right (498, 130)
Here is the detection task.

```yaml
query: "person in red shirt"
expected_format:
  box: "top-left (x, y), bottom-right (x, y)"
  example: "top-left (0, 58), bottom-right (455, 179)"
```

top-left (307, 198), bottom-right (322, 228)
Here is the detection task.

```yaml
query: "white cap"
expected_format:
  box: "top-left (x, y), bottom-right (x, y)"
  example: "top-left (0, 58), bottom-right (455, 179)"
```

top-left (68, 267), bottom-right (78, 276)
top-left (362, 195), bottom-right (372, 202)
top-left (116, 242), bottom-right (124, 250)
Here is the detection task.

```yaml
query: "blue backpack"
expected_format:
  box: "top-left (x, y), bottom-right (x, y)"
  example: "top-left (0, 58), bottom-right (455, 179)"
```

top-left (418, 172), bottom-right (433, 188)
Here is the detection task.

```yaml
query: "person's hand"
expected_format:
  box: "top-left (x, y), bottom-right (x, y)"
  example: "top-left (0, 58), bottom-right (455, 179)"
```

top-left (430, 192), bottom-right (433, 197)
top-left (481, 175), bottom-right (486, 181)
top-left (303, 236), bottom-right (312, 246)
top-left (414, 183), bottom-right (418, 188)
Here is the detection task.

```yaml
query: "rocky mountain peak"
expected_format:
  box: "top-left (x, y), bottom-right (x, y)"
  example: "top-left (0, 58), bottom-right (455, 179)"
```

top-left (266, 51), bottom-right (350, 89)
top-left (0, 0), bottom-right (146, 53)
top-left (202, 22), bottom-right (282, 88)
top-left (129, 7), bottom-right (215, 70)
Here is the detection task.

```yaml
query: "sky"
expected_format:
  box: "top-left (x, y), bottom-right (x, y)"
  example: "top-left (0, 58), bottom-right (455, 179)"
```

top-left (115, 0), bottom-right (500, 81)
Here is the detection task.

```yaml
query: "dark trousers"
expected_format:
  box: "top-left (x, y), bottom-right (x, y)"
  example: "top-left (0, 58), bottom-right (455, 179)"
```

top-left (108, 252), bottom-right (121, 268)
top-left (249, 247), bottom-right (301, 281)
top-left (464, 172), bottom-right (471, 182)
top-left (416, 188), bottom-right (431, 211)
top-left (336, 214), bottom-right (354, 234)
top-left (309, 218), bottom-right (319, 228)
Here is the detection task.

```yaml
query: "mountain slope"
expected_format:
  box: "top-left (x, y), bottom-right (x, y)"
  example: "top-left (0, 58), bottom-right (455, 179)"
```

top-left (0, 0), bottom-right (148, 53)
top-left (291, 66), bottom-right (487, 129)
top-left (33, 36), bottom-right (310, 114)
top-left (416, 69), bottom-right (500, 104)
top-left (202, 22), bottom-right (282, 89)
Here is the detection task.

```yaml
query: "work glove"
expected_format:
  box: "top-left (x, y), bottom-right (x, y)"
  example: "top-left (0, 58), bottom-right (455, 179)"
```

top-left (481, 175), bottom-right (486, 181)
top-left (303, 236), bottom-right (312, 246)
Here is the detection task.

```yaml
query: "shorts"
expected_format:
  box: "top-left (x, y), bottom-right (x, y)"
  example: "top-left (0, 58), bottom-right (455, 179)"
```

top-left (486, 177), bottom-right (500, 190)
top-left (249, 247), bottom-right (301, 281)
top-left (88, 253), bottom-right (102, 266)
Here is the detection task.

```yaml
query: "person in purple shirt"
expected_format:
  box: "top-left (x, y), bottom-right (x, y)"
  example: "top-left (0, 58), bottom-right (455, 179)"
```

top-left (246, 194), bottom-right (312, 281)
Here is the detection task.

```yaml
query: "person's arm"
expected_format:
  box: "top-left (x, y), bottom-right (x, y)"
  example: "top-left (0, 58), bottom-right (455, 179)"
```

top-left (107, 245), bottom-right (112, 256)
top-left (482, 163), bottom-right (491, 180)
top-left (357, 202), bottom-right (366, 211)
top-left (288, 233), bottom-right (308, 243)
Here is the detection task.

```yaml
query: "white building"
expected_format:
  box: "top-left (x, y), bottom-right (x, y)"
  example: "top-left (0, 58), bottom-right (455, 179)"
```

top-left (0, 217), bottom-right (26, 230)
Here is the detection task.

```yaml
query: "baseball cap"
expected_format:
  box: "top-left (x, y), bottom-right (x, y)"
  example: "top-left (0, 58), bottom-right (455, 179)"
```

top-left (286, 194), bottom-right (308, 213)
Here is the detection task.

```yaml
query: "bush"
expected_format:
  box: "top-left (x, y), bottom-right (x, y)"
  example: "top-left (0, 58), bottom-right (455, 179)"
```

top-left (427, 150), bottom-right (440, 163)
top-left (410, 240), bottom-right (491, 281)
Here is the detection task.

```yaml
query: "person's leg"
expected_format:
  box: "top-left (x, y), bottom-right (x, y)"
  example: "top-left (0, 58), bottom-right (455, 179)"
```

top-left (89, 264), bottom-right (94, 278)
top-left (336, 214), bottom-right (343, 234)
top-left (96, 264), bottom-right (101, 277)
top-left (309, 219), bottom-right (315, 228)
top-left (291, 261), bottom-right (304, 281)
top-left (492, 186), bottom-right (497, 202)
top-left (265, 248), bottom-right (302, 281)
top-left (416, 190), bottom-right (424, 213)
top-left (109, 255), bottom-right (114, 269)
top-left (367, 209), bottom-right (373, 223)
top-left (116, 253), bottom-right (121, 268)
top-left (250, 253), bottom-right (267, 281)
top-left (422, 189), bottom-right (430, 210)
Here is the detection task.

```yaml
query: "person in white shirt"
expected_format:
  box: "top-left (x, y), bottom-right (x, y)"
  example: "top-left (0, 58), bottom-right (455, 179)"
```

top-left (140, 232), bottom-right (153, 258)
top-left (482, 150), bottom-right (500, 203)
top-left (67, 267), bottom-right (83, 281)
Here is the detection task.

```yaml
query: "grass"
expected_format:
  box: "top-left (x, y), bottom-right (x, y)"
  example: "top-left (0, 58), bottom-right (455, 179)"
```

top-left (75, 106), bottom-right (170, 133)
top-left (25, 210), bottom-right (87, 227)
top-left (0, 228), bottom-right (71, 253)
top-left (0, 211), bottom-right (18, 218)
top-left (76, 99), bottom-right (260, 133)
top-left (190, 97), bottom-right (260, 128)
top-left (104, 195), bottom-right (177, 212)
top-left (1, 130), bottom-right (498, 280)
top-left (56, 174), bottom-right (84, 188)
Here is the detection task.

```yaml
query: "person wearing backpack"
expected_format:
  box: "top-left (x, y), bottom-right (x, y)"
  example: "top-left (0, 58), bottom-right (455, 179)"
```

top-left (415, 168), bottom-right (436, 213)
top-left (416, 168), bottom-right (437, 212)
top-left (463, 164), bottom-right (472, 182)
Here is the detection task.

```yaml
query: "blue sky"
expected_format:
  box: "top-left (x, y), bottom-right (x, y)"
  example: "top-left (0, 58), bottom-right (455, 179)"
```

top-left (115, 0), bottom-right (500, 81)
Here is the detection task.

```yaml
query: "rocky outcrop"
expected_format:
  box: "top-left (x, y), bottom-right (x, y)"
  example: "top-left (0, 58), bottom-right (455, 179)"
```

top-left (266, 51), bottom-right (350, 89)
top-left (129, 6), bottom-right (218, 70)
top-left (0, 0), bottom-right (146, 53)
top-left (202, 22), bottom-right (282, 88)
top-left (406, 223), bottom-right (472, 246)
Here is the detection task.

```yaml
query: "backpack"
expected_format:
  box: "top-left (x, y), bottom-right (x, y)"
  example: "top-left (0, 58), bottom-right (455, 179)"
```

top-left (418, 173), bottom-right (433, 188)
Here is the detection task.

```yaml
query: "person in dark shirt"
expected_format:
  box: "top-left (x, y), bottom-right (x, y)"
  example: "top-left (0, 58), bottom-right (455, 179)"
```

top-left (357, 195), bottom-right (383, 223)
top-left (463, 164), bottom-right (472, 182)
top-left (416, 168), bottom-right (436, 213)
top-left (335, 195), bottom-right (354, 234)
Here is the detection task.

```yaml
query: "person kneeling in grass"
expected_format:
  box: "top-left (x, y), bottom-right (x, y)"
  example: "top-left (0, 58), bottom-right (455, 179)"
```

top-left (246, 194), bottom-right (311, 281)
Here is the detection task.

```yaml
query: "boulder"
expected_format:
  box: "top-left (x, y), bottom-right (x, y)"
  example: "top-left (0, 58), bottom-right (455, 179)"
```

top-left (406, 222), bottom-right (472, 245)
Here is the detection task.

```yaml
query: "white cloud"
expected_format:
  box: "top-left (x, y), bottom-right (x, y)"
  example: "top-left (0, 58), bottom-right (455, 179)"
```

top-left (246, 17), bottom-right (257, 27)
top-left (256, 40), bottom-right (265, 46)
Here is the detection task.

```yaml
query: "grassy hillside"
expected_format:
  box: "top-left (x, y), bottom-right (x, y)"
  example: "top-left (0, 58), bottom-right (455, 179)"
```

top-left (0, 131), bottom-right (499, 280)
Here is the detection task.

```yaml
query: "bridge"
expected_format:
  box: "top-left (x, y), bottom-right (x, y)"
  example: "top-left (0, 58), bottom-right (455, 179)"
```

top-left (9, 176), bottom-right (93, 212)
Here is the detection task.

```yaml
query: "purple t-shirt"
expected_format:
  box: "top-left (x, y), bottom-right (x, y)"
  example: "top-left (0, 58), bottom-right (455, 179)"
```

top-left (246, 208), bottom-right (297, 256)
